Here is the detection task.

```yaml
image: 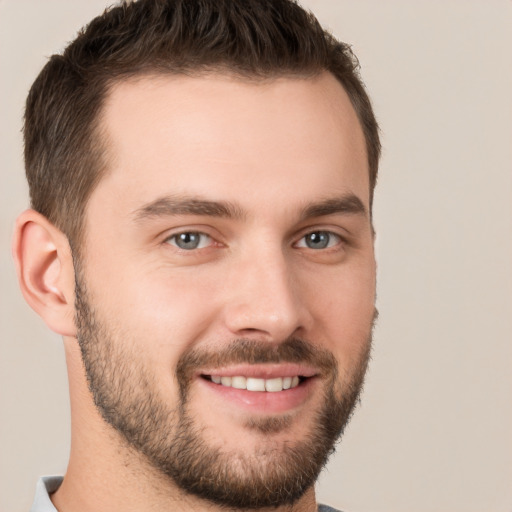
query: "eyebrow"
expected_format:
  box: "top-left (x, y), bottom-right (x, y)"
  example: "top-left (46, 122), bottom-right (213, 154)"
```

top-left (299, 194), bottom-right (368, 221)
top-left (132, 193), bottom-right (367, 223)
top-left (133, 195), bottom-right (246, 222)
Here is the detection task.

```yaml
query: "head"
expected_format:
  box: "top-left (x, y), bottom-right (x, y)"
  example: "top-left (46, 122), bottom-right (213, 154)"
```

top-left (18, 0), bottom-right (380, 509)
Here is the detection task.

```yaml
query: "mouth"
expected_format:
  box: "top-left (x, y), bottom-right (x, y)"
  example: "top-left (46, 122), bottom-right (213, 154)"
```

top-left (202, 375), bottom-right (307, 392)
top-left (195, 365), bottom-right (319, 415)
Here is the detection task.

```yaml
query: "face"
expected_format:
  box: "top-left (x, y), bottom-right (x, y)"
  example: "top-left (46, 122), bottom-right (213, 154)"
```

top-left (75, 72), bottom-right (376, 508)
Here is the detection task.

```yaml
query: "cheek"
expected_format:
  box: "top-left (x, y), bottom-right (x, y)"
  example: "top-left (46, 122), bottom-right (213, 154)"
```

top-left (304, 259), bottom-right (376, 354)
top-left (102, 264), bottom-right (223, 350)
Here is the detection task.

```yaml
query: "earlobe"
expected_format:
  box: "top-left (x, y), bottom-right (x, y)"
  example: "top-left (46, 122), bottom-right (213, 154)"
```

top-left (12, 209), bottom-right (77, 337)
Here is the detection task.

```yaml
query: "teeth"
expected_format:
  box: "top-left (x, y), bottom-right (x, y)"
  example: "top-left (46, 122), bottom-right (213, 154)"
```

top-left (220, 376), bottom-right (232, 387)
top-left (231, 376), bottom-right (247, 389)
top-left (209, 375), bottom-right (302, 392)
top-left (247, 377), bottom-right (266, 391)
top-left (265, 377), bottom-right (283, 392)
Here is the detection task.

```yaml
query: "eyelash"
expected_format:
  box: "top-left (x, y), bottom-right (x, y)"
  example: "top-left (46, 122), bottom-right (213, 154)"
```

top-left (164, 230), bottom-right (344, 252)
top-left (295, 231), bottom-right (343, 250)
top-left (165, 232), bottom-right (214, 251)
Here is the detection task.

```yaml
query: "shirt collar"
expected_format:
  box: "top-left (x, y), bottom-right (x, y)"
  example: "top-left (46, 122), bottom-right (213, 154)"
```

top-left (30, 476), bottom-right (63, 512)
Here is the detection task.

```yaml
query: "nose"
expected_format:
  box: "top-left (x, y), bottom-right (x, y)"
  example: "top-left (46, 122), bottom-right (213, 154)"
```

top-left (221, 248), bottom-right (311, 342)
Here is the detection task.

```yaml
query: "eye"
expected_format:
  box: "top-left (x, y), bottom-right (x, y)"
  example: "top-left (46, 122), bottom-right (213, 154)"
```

top-left (296, 231), bottom-right (342, 250)
top-left (166, 232), bottom-right (212, 250)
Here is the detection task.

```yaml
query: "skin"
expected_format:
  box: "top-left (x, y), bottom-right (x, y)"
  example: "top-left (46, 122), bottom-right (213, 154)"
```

top-left (13, 72), bottom-right (376, 512)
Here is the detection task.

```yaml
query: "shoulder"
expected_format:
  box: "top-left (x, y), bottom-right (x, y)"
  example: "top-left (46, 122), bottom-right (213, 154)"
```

top-left (318, 505), bottom-right (344, 512)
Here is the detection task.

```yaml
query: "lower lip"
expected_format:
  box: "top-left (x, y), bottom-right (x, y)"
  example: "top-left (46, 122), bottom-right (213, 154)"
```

top-left (197, 377), bottom-right (317, 414)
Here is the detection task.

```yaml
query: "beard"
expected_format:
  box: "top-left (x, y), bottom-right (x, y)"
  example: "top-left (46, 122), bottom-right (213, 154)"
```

top-left (74, 271), bottom-right (373, 510)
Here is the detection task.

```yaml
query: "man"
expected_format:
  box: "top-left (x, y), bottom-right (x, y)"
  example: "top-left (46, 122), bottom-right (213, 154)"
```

top-left (13, 0), bottom-right (380, 510)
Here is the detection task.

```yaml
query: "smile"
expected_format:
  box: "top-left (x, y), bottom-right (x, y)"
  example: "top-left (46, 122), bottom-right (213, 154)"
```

top-left (205, 375), bottom-right (303, 392)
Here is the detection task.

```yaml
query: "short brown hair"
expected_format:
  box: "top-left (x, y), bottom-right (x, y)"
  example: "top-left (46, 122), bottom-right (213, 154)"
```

top-left (24, 0), bottom-right (380, 249)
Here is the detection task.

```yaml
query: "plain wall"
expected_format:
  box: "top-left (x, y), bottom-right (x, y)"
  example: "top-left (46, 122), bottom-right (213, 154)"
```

top-left (1, 1), bottom-right (511, 511)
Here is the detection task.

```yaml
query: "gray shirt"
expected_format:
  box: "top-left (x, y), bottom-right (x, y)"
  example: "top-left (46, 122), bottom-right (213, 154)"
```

top-left (30, 476), bottom-right (342, 512)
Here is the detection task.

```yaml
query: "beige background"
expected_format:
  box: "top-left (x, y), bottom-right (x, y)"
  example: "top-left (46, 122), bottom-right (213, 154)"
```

top-left (1, 1), bottom-right (511, 511)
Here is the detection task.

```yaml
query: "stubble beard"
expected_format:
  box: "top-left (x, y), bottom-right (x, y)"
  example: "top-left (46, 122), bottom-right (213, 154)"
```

top-left (74, 271), bottom-right (373, 510)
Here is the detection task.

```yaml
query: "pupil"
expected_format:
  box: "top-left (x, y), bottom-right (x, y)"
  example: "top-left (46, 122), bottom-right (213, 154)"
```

top-left (178, 233), bottom-right (199, 249)
top-left (307, 232), bottom-right (328, 249)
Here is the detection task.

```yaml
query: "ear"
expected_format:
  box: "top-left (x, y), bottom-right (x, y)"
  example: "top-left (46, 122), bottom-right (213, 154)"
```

top-left (12, 209), bottom-right (77, 336)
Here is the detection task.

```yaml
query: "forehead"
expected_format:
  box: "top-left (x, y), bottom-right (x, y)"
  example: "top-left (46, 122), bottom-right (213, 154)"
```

top-left (93, 72), bottom-right (369, 216)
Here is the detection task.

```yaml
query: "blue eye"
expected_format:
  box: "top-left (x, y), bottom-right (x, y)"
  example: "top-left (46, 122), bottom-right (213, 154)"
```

top-left (297, 231), bottom-right (341, 250)
top-left (167, 232), bottom-right (212, 250)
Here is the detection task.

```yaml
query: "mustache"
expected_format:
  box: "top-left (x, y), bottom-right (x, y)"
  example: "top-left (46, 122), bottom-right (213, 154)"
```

top-left (176, 338), bottom-right (338, 391)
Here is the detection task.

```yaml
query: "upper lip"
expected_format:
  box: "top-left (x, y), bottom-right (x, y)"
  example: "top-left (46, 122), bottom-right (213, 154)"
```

top-left (197, 363), bottom-right (319, 379)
